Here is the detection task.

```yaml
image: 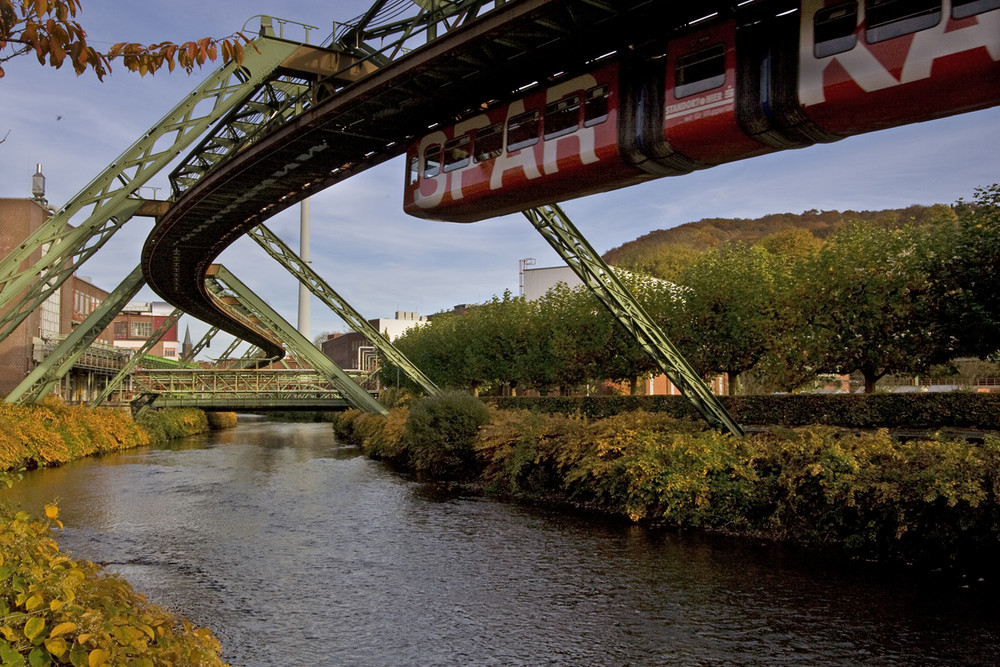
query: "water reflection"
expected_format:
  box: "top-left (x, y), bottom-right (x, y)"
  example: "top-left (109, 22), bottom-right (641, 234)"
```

top-left (3, 421), bottom-right (997, 666)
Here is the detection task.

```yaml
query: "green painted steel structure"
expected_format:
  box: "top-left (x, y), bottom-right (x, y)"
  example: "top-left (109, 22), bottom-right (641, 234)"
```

top-left (131, 368), bottom-right (350, 411)
top-left (206, 265), bottom-right (387, 415)
top-left (4, 265), bottom-right (146, 405)
top-left (0, 29), bottom-right (307, 344)
top-left (247, 224), bottom-right (441, 397)
top-left (89, 308), bottom-right (184, 408)
top-left (524, 205), bottom-right (745, 438)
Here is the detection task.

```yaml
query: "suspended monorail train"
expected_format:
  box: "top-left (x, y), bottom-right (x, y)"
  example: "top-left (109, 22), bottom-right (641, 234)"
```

top-left (403, 0), bottom-right (1000, 222)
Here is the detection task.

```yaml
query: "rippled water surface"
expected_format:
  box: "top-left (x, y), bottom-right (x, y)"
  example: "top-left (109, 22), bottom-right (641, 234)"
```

top-left (4, 419), bottom-right (998, 666)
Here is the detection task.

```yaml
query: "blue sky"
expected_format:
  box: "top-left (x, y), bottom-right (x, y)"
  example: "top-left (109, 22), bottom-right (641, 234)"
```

top-left (2, 1), bottom-right (999, 356)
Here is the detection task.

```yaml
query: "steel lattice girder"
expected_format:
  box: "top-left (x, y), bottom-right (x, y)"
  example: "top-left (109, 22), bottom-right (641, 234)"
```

top-left (206, 265), bottom-right (387, 415)
top-left (181, 326), bottom-right (220, 363)
top-left (0, 31), bottom-right (305, 343)
top-left (90, 308), bottom-right (184, 408)
top-left (4, 265), bottom-right (147, 405)
top-left (248, 224), bottom-right (440, 396)
top-left (522, 204), bottom-right (745, 438)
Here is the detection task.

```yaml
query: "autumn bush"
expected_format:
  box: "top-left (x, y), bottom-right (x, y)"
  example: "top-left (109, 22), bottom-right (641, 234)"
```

top-left (204, 411), bottom-right (238, 430)
top-left (135, 408), bottom-right (210, 447)
top-left (337, 404), bottom-right (1000, 567)
top-left (0, 400), bottom-right (149, 472)
top-left (0, 502), bottom-right (227, 666)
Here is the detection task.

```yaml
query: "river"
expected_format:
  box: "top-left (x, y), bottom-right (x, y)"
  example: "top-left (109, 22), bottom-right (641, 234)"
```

top-left (3, 419), bottom-right (997, 666)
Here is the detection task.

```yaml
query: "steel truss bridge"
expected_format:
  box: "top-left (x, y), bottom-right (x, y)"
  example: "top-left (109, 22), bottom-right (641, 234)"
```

top-left (1, 0), bottom-right (795, 435)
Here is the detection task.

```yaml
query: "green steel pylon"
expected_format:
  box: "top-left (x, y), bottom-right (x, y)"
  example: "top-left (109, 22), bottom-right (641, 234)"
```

top-left (523, 204), bottom-right (745, 437)
top-left (247, 224), bottom-right (440, 396)
top-left (90, 308), bottom-right (183, 408)
top-left (181, 326), bottom-right (220, 363)
top-left (206, 266), bottom-right (387, 415)
top-left (5, 266), bottom-right (146, 405)
top-left (0, 27), bottom-right (305, 344)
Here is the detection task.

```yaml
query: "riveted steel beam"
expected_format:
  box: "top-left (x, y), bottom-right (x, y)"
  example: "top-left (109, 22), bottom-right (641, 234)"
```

top-left (181, 326), bottom-right (220, 363)
top-left (89, 308), bottom-right (183, 408)
top-left (206, 265), bottom-right (387, 415)
top-left (248, 224), bottom-right (440, 396)
top-left (523, 204), bottom-right (745, 437)
top-left (5, 265), bottom-right (146, 405)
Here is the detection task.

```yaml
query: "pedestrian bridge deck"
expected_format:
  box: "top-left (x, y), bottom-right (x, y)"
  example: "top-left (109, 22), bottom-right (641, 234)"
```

top-left (132, 368), bottom-right (359, 411)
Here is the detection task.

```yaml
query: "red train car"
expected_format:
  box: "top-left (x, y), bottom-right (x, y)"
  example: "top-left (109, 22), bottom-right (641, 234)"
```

top-left (403, 0), bottom-right (1000, 222)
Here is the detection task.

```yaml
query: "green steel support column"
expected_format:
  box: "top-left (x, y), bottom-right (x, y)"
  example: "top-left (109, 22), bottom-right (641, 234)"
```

top-left (180, 326), bottom-right (220, 363)
top-left (0, 30), bottom-right (304, 335)
top-left (5, 266), bottom-right (146, 405)
top-left (248, 224), bottom-right (440, 396)
top-left (215, 337), bottom-right (244, 363)
top-left (523, 204), bottom-right (745, 437)
top-left (90, 308), bottom-right (183, 408)
top-left (208, 266), bottom-right (387, 415)
top-left (0, 199), bottom-right (148, 343)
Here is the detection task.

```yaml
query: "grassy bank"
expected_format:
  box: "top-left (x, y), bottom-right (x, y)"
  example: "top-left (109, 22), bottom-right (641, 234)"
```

top-left (334, 394), bottom-right (1000, 571)
top-left (1, 402), bottom-right (236, 665)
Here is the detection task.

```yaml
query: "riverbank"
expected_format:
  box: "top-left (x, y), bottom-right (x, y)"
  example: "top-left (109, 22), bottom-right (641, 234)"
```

top-left (1, 402), bottom-right (235, 666)
top-left (333, 393), bottom-right (1000, 573)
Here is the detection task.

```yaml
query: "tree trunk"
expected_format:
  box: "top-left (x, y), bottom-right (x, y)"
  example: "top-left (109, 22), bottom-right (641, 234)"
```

top-left (728, 372), bottom-right (740, 397)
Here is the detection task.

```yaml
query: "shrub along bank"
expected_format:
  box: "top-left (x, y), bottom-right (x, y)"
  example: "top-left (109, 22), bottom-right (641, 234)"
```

top-left (1, 402), bottom-right (236, 665)
top-left (334, 396), bottom-right (1000, 571)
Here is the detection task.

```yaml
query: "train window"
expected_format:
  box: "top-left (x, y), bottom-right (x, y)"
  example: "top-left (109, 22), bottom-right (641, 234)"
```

top-left (952, 0), bottom-right (1000, 18)
top-left (583, 85), bottom-right (610, 127)
top-left (423, 144), bottom-right (442, 178)
top-left (443, 135), bottom-right (471, 172)
top-left (814, 3), bottom-right (858, 58)
top-left (507, 110), bottom-right (540, 152)
top-left (407, 154), bottom-right (419, 186)
top-left (544, 95), bottom-right (581, 140)
top-left (474, 123), bottom-right (504, 162)
top-left (674, 44), bottom-right (726, 98)
top-left (865, 0), bottom-right (941, 43)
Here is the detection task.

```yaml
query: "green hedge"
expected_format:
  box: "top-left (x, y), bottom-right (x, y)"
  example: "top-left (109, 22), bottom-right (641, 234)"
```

top-left (485, 393), bottom-right (1000, 429)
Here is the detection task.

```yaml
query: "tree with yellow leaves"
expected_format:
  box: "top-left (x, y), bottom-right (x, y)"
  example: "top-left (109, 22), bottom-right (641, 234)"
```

top-left (0, 0), bottom-right (247, 79)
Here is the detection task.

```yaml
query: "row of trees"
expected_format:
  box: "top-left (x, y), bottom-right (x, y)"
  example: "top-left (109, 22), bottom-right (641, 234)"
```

top-left (385, 185), bottom-right (1000, 396)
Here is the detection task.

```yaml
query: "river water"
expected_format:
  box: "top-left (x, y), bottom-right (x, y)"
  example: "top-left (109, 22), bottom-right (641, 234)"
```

top-left (2, 419), bottom-right (997, 666)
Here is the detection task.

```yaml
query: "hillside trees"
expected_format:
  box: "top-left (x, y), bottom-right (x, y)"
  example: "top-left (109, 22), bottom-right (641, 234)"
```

top-left (0, 0), bottom-right (247, 79)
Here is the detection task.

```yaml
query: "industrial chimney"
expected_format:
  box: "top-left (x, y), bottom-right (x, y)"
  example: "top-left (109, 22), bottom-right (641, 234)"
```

top-left (31, 164), bottom-right (46, 205)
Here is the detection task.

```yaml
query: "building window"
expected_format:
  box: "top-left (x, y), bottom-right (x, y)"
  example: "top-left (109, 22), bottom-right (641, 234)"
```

top-left (130, 321), bottom-right (153, 338)
top-left (113, 321), bottom-right (128, 338)
top-left (164, 349), bottom-right (176, 357)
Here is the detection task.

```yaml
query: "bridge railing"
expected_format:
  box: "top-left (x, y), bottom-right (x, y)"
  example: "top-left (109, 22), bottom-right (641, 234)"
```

top-left (131, 368), bottom-right (347, 401)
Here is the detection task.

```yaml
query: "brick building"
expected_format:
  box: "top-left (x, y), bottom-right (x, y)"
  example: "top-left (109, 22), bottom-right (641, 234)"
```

top-left (111, 301), bottom-right (180, 360)
top-left (321, 312), bottom-right (428, 384)
top-left (0, 194), bottom-right (129, 400)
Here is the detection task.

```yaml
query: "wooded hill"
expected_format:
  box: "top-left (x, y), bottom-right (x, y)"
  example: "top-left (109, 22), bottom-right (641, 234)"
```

top-left (602, 203), bottom-right (956, 280)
